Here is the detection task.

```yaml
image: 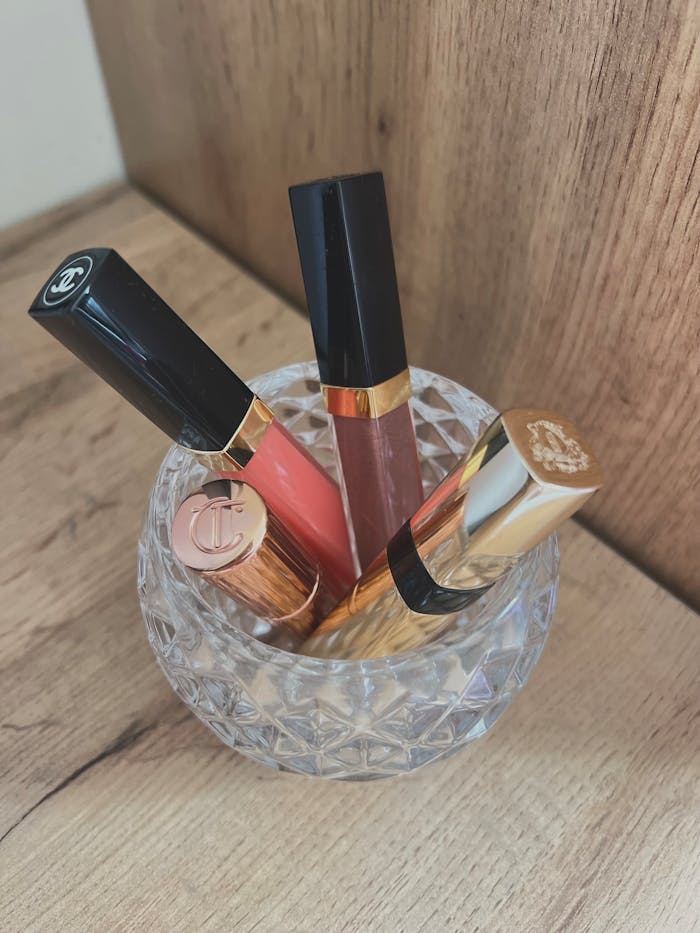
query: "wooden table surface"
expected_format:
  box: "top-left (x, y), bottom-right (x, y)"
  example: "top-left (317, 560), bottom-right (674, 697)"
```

top-left (1, 185), bottom-right (698, 933)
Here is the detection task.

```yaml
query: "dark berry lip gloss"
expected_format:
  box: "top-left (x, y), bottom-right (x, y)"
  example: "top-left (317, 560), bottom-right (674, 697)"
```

top-left (289, 172), bottom-right (424, 570)
top-left (28, 248), bottom-right (355, 593)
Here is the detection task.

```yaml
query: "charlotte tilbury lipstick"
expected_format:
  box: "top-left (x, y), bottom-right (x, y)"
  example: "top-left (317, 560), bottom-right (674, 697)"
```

top-left (28, 249), bottom-right (354, 593)
top-left (172, 480), bottom-right (337, 637)
top-left (301, 409), bottom-right (603, 660)
top-left (289, 172), bottom-right (424, 570)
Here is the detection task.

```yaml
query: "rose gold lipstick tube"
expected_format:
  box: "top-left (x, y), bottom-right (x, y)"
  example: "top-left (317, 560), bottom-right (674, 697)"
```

top-left (172, 480), bottom-right (337, 638)
top-left (301, 409), bottom-right (603, 660)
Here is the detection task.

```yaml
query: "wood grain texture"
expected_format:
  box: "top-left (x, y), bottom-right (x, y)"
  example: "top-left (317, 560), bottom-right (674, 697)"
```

top-left (1, 188), bottom-right (699, 932)
top-left (87, 0), bottom-right (700, 608)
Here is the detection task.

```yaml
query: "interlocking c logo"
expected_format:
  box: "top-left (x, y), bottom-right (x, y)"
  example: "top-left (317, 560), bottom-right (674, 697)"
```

top-left (49, 266), bottom-right (85, 295)
top-left (42, 255), bottom-right (94, 306)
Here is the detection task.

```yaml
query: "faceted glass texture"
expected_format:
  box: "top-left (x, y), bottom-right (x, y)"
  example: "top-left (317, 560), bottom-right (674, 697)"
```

top-left (138, 363), bottom-right (559, 780)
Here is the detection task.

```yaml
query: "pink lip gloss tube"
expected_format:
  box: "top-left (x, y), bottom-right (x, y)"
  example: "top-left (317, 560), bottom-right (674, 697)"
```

top-left (289, 172), bottom-right (424, 569)
top-left (28, 248), bottom-right (355, 594)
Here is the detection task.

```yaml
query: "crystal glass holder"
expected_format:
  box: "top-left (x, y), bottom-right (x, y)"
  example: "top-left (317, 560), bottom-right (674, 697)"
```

top-left (138, 363), bottom-right (559, 780)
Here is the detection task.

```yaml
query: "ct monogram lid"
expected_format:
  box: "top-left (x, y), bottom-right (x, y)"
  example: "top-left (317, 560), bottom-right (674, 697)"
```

top-left (302, 409), bottom-right (603, 659)
top-left (28, 248), bottom-right (255, 454)
top-left (172, 480), bottom-right (268, 572)
top-left (289, 172), bottom-right (409, 400)
top-left (172, 480), bottom-right (337, 635)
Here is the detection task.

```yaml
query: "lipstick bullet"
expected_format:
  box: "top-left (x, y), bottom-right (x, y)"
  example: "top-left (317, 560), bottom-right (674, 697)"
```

top-left (289, 172), bottom-right (424, 570)
top-left (301, 409), bottom-right (603, 659)
top-left (28, 249), bottom-right (355, 594)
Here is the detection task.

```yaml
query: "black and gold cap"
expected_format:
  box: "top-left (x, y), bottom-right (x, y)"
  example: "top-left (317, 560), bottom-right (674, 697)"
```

top-left (289, 172), bottom-right (409, 392)
top-left (28, 248), bottom-right (255, 452)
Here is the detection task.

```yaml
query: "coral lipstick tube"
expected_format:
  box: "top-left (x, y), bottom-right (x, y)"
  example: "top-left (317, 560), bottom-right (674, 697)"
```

top-left (302, 409), bottom-right (603, 660)
top-left (172, 480), bottom-right (337, 637)
top-left (28, 249), bottom-right (354, 594)
top-left (289, 173), bottom-right (424, 570)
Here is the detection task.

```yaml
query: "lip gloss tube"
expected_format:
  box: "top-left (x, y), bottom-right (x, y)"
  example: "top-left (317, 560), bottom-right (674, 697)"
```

top-left (28, 249), bottom-right (355, 594)
top-left (301, 409), bottom-right (603, 660)
top-left (172, 479), bottom-right (337, 638)
top-left (289, 172), bottom-right (424, 570)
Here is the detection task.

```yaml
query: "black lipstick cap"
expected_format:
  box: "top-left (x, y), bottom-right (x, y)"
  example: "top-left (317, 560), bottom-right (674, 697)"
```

top-left (28, 248), bottom-right (253, 451)
top-left (289, 172), bottom-right (408, 389)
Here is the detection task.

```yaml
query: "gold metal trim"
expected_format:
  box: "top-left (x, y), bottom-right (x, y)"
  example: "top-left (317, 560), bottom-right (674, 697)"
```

top-left (322, 368), bottom-right (412, 418)
top-left (180, 396), bottom-right (275, 472)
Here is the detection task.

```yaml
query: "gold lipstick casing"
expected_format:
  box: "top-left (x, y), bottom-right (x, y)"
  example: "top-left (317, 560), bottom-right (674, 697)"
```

top-left (301, 409), bottom-right (603, 660)
top-left (172, 480), bottom-right (337, 637)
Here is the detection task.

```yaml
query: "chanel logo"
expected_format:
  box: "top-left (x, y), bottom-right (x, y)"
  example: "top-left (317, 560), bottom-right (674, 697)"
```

top-left (51, 266), bottom-right (85, 294)
top-left (189, 496), bottom-right (246, 553)
top-left (42, 255), bottom-right (93, 306)
top-left (527, 419), bottom-right (590, 474)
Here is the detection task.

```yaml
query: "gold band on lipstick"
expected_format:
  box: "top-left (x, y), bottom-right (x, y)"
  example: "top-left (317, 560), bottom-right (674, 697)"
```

top-left (322, 368), bottom-right (412, 419)
top-left (181, 396), bottom-right (275, 472)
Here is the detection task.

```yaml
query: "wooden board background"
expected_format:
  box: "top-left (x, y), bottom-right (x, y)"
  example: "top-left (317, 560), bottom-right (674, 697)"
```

top-left (1, 185), bottom-right (699, 932)
top-left (87, 0), bottom-right (700, 607)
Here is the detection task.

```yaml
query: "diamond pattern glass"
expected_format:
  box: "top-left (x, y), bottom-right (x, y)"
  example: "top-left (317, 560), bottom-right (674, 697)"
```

top-left (138, 363), bottom-right (559, 780)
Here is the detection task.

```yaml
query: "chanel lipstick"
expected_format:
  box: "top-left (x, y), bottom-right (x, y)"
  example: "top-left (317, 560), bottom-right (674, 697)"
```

top-left (289, 172), bottom-right (424, 570)
top-left (28, 249), bottom-right (355, 593)
top-left (302, 410), bottom-right (603, 659)
top-left (172, 480), bottom-right (337, 637)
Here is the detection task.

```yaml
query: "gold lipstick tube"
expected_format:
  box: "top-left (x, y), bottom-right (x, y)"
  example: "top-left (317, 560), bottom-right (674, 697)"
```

top-left (301, 409), bottom-right (603, 660)
top-left (172, 480), bottom-right (337, 638)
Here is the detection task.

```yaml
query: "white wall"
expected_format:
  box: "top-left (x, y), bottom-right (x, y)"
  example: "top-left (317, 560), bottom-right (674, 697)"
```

top-left (0, 0), bottom-right (124, 229)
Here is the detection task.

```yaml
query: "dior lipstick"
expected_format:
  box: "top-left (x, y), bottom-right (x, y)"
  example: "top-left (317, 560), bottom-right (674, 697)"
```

top-left (289, 172), bottom-right (424, 570)
top-left (301, 409), bottom-right (603, 660)
top-left (172, 480), bottom-right (337, 637)
top-left (28, 249), bottom-right (355, 593)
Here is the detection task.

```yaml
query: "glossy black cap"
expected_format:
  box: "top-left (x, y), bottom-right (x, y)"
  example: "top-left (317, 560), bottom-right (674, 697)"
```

top-left (28, 248), bottom-right (254, 451)
top-left (289, 172), bottom-right (408, 389)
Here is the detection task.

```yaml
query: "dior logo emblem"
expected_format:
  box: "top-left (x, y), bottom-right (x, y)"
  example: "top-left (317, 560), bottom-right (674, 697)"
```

top-left (527, 420), bottom-right (590, 474)
top-left (189, 496), bottom-right (246, 553)
top-left (42, 255), bottom-right (93, 306)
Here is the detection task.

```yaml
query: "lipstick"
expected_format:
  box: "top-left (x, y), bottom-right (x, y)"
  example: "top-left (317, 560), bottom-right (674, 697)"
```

top-left (172, 480), bottom-right (337, 637)
top-left (289, 172), bottom-right (424, 570)
top-left (28, 248), bottom-right (355, 593)
top-left (301, 409), bottom-right (603, 659)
